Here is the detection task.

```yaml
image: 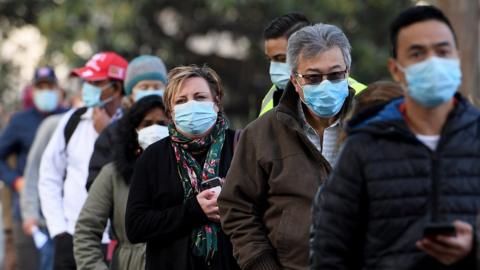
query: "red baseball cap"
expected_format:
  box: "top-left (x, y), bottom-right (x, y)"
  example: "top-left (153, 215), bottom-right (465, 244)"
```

top-left (71, 52), bottom-right (128, 81)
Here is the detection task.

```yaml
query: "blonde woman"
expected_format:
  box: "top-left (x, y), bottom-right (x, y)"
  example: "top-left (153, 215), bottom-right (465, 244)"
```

top-left (125, 65), bottom-right (240, 270)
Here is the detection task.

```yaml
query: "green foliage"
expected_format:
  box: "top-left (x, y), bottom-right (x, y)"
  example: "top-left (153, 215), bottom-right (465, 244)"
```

top-left (0, 0), bottom-right (414, 125)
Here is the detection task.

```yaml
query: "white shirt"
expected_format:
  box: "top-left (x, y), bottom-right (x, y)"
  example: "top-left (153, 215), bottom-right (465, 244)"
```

top-left (38, 108), bottom-right (100, 238)
top-left (416, 134), bottom-right (440, 151)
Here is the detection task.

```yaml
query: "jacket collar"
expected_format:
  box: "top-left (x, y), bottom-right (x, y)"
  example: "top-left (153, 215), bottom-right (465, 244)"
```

top-left (274, 81), bottom-right (353, 167)
top-left (348, 93), bottom-right (480, 139)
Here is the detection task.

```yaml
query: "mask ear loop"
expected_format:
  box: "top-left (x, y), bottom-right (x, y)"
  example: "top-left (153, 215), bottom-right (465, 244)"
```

top-left (293, 75), bottom-right (310, 106)
top-left (96, 82), bottom-right (115, 108)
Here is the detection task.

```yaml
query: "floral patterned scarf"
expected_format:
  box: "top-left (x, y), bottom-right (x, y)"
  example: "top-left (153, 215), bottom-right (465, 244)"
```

top-left (169, 114), bottom-right (227, 261)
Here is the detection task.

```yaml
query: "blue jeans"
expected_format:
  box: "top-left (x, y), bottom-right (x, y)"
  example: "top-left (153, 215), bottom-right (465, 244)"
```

top-left (38, 228), bottom-right (54, 270)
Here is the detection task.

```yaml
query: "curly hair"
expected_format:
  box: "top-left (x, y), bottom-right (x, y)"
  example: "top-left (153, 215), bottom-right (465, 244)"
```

top-left (113, 95), bottom-right (165, 184)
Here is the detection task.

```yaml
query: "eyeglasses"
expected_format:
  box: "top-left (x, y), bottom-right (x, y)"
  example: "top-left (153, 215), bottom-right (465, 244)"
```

top-left (294, 69), bottom-right (348, 85)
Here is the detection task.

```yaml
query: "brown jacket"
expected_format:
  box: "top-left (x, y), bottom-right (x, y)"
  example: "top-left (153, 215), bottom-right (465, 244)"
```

top-left (218, 83), bottom-right (353, 270)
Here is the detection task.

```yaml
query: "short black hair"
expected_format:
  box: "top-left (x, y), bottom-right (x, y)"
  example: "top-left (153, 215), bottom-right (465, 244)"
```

top-left (263, 13), bottom-right (311, 40)
top-left (390, 5), bottom-right (457, 58)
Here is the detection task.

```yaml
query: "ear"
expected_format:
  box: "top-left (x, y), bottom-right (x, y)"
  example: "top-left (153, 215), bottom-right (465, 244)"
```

top-left (388, 58), bottom-right (403, 83)
top-left (290, 74), bottom-right (301, 94)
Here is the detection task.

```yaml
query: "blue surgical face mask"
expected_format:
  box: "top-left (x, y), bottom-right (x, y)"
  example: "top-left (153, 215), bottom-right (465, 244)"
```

top-left (174, 100), bottom-right (218, 135)
top-left (399, 57), bottom-right (462, 107)
top-left (33, 90), bottom-right (59, 112)
top-left (269, 61), bottom-right (291, 89)
top-left (82, 82), bottom-right (111, 107)
top-left (134, 89), bottom-right (164, 102)
top-left (301, 79), bottom-right (349, 117)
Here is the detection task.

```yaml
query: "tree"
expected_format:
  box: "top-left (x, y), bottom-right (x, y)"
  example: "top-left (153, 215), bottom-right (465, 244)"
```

top-left (1, 0), bottom-right (414, 125)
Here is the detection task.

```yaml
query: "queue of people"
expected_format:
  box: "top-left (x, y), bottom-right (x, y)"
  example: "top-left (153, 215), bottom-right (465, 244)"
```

top-left (0, 4), bottom-right (478, 270)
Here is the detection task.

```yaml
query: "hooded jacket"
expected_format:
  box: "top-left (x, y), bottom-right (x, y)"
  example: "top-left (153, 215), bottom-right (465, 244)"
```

top-left (311, 95), bottom-right (480, 270)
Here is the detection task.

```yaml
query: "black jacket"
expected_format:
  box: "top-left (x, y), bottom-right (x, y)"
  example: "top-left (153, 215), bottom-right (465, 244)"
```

top-left (86, 122), bottom-right (118, 190)
top-left (125, 129), bottom-right (239, 270)
top-left (311, 95), bottom-right (480, 270)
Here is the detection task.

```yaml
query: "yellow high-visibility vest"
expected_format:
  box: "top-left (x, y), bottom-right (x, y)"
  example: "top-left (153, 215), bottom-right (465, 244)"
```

top-left (258, 77), bottom-right (367, 117)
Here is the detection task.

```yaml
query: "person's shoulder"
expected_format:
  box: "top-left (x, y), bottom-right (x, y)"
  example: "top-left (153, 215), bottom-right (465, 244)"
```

top-left (101, 162), bottom-right (116, 173)
top-left (243, 109), bottom-right (277, 136)
top-left (107, 121), bottom-right (119, 132)
top-left (142, 136), bottom-right (172, 158)
top-left (99, 121), bottom-right (119, 139)
top-left (9, 108), bottom-right (34, 121)
top-left (42, 113), bottom-right (64, 126)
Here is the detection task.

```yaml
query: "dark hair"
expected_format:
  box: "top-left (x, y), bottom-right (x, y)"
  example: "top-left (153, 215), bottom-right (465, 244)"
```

top-left (113, 95), bottom-right (165, 184)
top-left (263, 13), bottom-right (311, 40)
top-left (390, 5), bottom-right (457, 58)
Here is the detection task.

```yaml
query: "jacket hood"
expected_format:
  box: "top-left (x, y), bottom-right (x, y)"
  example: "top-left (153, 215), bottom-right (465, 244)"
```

top-left (347, 93), bottom-right (480, 139)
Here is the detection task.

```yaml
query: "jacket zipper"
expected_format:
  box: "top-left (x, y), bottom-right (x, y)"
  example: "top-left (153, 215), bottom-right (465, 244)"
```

top-left (430, 152), bottom-right (439, 222)
top-left (392, 126), bottom-right (441, 222)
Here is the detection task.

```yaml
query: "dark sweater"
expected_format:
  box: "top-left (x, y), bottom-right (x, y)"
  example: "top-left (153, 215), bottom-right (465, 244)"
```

top-left (86, 122), bottom-right (118, 190)
top-left (125, 129), bottom-right (240, 270)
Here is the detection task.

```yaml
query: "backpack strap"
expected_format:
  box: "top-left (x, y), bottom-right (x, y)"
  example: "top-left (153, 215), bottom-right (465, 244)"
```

top-left (64, 107), bottom-right (88, 147)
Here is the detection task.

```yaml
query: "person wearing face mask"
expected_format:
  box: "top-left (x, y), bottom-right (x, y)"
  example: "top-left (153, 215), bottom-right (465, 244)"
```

top-left (310, 6), bottom-right (480, 269)
top-left (38, 52), bottom-right (128, 270)
top-left (259, 13), bottom-right (366, 117)
top-left (0, 66), bottom-right (67, 270)
top-left (218, 23), bottom-right (355, 269)
top-left (85, 54), bottom-right (168, 191)
top-left (74, 95), bottom-right (168, 270)
top-left (125, 65), bottom-right (240, 270)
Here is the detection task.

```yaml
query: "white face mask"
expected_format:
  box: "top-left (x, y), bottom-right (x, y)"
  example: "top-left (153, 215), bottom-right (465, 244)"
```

top-left (137, 124), bottom-right (169, 150)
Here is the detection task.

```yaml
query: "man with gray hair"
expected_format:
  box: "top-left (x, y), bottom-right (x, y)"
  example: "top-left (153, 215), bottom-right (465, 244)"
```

top-left (218, 23), bottom-right (355, 270)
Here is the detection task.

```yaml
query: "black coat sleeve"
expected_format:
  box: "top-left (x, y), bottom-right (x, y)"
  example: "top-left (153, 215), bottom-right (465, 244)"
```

top-left (86, 123), bottom-right (116, 190)
top-left (125, 143), bottom-right (209, 244)
top-left (310, 135), bottom-right (368, 270)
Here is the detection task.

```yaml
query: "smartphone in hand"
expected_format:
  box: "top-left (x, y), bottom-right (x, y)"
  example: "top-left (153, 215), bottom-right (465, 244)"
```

top-left (423, 223), bottom-right (456, 238)
top-left (201, 177), bottom-right (222, 196)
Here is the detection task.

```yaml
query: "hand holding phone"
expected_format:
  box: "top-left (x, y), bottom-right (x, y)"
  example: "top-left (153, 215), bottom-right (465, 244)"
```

top-left (423, 223), bottom-right (456, 238)
top-left (201, 177), bottom-right (222, 197)
top-left (197, 178), bottom-right (222, 222)
top-left (417, 221), bottom-right (473, 265)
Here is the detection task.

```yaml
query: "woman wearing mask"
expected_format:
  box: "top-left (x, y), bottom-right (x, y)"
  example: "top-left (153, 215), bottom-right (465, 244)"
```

top-left (125, 65), bottom-right (239, 270)
top-left (74, 95), bottom-right (169, 270)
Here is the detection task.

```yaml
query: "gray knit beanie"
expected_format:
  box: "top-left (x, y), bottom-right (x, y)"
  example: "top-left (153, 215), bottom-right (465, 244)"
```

top-left (124, 55), bottom-right (168, 95)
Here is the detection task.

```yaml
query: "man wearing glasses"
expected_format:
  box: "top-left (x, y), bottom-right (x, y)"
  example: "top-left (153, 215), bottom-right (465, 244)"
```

top-left (218, 23), bottom-right (354, 270)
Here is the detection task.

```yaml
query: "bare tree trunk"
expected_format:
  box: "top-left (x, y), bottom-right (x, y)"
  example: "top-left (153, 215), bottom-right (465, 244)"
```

top-left (437, 0), bottom-right (480, 104)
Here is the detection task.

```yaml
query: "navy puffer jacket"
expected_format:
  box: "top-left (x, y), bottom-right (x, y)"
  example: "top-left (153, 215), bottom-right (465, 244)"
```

top-left (311, 95), bottom-right (480, 270)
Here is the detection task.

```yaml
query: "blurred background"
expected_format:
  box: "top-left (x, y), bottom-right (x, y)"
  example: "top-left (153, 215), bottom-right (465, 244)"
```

top-left (0, 0), bottom-right (477, 127)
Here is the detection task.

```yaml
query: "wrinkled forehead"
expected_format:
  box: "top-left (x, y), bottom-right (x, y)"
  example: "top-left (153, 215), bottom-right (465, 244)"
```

top-left (297, 46), bottom-right (346, 73)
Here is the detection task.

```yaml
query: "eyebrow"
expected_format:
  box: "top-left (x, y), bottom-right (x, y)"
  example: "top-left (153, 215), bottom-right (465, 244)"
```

top-left (433, 41), bottom-right (452, 48)
top-left (305, 65), bottom-right (344, 73)
top-left (408, 41), bottom-right (452, 51)
top-left (271, 53), bottom-right (286, 59)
